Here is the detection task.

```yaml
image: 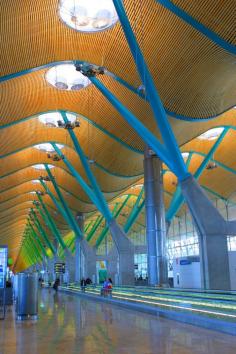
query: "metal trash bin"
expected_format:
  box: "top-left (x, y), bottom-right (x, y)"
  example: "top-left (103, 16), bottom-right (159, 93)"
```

top-left (15, 273), bottom-right (38, 320)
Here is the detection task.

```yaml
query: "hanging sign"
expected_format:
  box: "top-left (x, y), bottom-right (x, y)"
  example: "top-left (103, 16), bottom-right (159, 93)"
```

top-left (54, 262), bottom-right (66, 274)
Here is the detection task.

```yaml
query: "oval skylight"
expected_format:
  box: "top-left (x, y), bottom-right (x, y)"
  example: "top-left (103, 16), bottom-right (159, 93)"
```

top-left (59, 0), bottom-right (119, 32)
top-left (38, 112), bottom-right (77, 127)
top-left (34, 143), bottom-right (64, 152)
top-left (33, 164), bottom-right (54, 170)
top-left (181, 152), bottom-right (189, 159)
top-left (46, 64), bottom-right (91, 91)
top-left (32, 180), bottom-right (40, 184)
top-left (198, 128), bottom-right (224, 141)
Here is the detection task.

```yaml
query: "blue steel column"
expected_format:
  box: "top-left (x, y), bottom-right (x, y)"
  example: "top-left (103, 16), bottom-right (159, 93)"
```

top-left (144, 146), bottom-right (168, 286)
top-left (52, 143), bottom-right (134, 285)
top-left (112, 0), bottom-right (189, 181)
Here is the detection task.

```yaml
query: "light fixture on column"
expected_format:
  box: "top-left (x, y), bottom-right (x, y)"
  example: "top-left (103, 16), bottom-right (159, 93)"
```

top-left (39, 175), bottom-right (53, 182)
top-left (198, 127), bottom-right (224, 141)
top-left (45, 64), bottom-right (91, 91)
top-left (47, 152), bottom-right (64, 162)
top-left (206, 162), bottom-right (217, 170)
top-left (59, 0), bottom-right (119, 32)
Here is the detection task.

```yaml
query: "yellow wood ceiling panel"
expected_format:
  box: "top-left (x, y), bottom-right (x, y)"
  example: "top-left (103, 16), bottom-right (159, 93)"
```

top-left (1, 1), bottom-right (235, 117)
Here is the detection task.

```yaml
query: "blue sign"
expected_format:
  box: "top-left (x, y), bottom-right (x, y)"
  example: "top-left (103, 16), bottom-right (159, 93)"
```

top-left (180, 259), bottom-right (191, 265)
top-left (0, 246), bottom-right (8, 289)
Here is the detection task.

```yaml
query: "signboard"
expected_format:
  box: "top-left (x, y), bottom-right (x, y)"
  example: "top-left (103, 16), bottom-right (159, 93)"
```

top-left (54, 262), bottom-right (65, 274)
top-left (0, 246), bottom-right (8, 289)
top-left (180, 259), bottom-right (191, 266)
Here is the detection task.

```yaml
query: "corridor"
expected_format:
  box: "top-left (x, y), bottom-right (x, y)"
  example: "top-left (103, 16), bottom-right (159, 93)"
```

top-left (1, 290), bottom-right (236, 354)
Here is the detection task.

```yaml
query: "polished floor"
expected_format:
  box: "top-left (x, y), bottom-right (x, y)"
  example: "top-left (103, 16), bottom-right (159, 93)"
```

top-left (0, 290), bottom-right (236, 354)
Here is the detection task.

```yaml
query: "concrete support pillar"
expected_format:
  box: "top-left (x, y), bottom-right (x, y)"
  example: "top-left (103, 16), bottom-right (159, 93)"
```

top-left (76, 212), bottom-right (97, 283)
top-left (74, 213), bottom-right (84, 283)
top-left (64, 249), bottom-right (75, 283)
top-left (144, 146), bottom-right (168, 286)
top-left (80, 239), bottom-right (97, 282)
top-left (180, 176), bottom-right (234, 290)
top-left (107, 246), bottom-right (119, 284)
top-left (108, 219), bottom-right (134, 285)
top-left (74, 238), bottom-right (81, 283)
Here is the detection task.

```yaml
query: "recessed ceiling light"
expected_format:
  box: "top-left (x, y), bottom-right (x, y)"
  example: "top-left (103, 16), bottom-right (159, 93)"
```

top-left (33, 164), bottom-right (54, 170)
top-left (46, 64), bottom-right (91, 91)
top-left (34, 143), bottom-right (64, 152)
top-left (38, 112), bottom-right (77, 127)
top-left (198, 128), bottom-right (224, 141)
top-left (59, 0), bottom-right (119, 33)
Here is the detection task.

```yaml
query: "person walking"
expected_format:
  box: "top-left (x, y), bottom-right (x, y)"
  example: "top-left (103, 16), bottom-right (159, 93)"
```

top-left (53, 278), bottom-right (60, 292)
top-left (80, 278), bottom-right (86, 292)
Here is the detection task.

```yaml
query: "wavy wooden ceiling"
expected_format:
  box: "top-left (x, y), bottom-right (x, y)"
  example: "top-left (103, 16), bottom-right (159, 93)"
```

top-left (0, 0), bottom-right (235, 266)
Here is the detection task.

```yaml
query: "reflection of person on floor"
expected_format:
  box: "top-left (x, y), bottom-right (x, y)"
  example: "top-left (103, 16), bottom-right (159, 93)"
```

top-left (53, 292), bottom-right (59, 304)
top-left (53, 278), bottom-right (60, 292)
top-left (102, 304), bottom-right (113, 324)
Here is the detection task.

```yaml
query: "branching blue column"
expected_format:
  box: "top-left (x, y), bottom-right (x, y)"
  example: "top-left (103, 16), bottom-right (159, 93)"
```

top-left (52, 144), bottom-right (104, 217)
top-left (42, 167), bottom-right (82, 239)
top-left (45, 165), bottom-right (97, 282)
top-left (61, 112), bottom-right (113, 220)
top-left (30, 209), bottom-right (56, 255)
top-left (124, 188), bottom-right (144, 233)
top-left (52, 139), bottom-right (134, 285)
top-left (36, 193), bottom-right (67, 250)
top-left (90, 77), bottom-right (176, 174)
top-left (28, 222), bottom-right (49, 258)
top-left (112, 0), bottom-right (189, 181)
top-left (39, 176), bottom-right (89, 282)
top-left (166, 128), bottom-right (229, 222)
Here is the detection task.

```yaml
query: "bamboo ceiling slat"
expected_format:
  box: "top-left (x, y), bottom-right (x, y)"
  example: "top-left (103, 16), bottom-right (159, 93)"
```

top-left (1, 0), bottom-right (236, 260)
top-left (0, 116), bottom-right (143, 177)
top-left (173, 0), bottom-right (236, 44)
top-left (1, 1), bottom-right (235, 117)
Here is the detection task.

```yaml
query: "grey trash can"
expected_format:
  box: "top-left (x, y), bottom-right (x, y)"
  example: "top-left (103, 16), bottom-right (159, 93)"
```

top-left (15, 273), bottom-right (38, 320)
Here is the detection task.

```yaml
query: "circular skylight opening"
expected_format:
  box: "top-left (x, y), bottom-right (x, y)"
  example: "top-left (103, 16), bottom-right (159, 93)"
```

top-left (181, 152), bottom-right (189, 159)
top-left (59, 0), bottom-right (119, 32)
top-left (32, 180), bottom-right (40, 184)
top-left (34, 143), bottom-right (64, 152)
top-left (33, 164), bottom-right (54, 170)
top-left (131, 184), bottom-right (143, 189)
top-left (46, 64), bottom-right (91, 91)
top-left (198, 128), bottom-right (224, 141)
top-left (38, 112), bottom-right (77, 127)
